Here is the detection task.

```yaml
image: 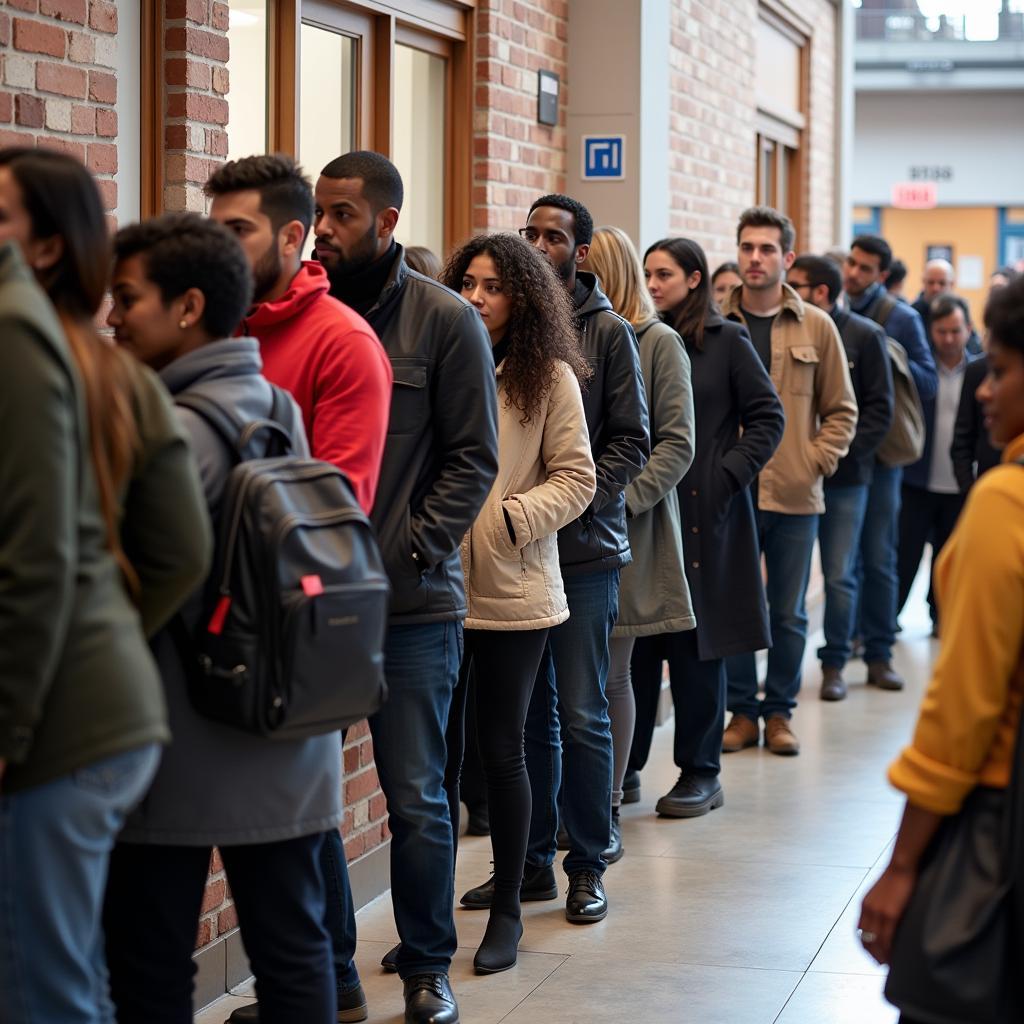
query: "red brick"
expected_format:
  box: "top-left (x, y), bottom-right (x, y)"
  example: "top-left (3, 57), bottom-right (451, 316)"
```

top-left (0, 94), bottom-right (12, 124)
top-left (15, 94), bottom-right (44, 128)
top-left (369, 793), bottom-right (387, 822)
top-left (201, 879), bottom-right (227, 913)
top-left (343, 745), bottom-right (360, 774)
top-left (88, 70), bottom-right (116, 104)
top-left (41, 0), bottom-right (88, 24)
top-left (166, 0), bottom-right (208, 21)
top-left (165, 26), bottom-right (229, 63)
top-left (205, 128), bottom-right (228, 157)
top-left (212, 2), bottom-right (230, 31)
top-left (343, 834), bottom-right (365, 861)
top-left (0, 128), bottom-right (33, 148)
top-left (165, 152), bottom-right (214, 184)
top-left (217, 905), bottom-right (238, 935)
top-left (210, 848), bottom-right (223, 873)
top-left (95, 106), bottom-right (116, 136)
top-left (70, 104), bottom-right (95, 134)
top-left (12, 17), bottom-right (67, 57)
top-left (344, 769), bottom-right (379, 804)
top-left (87, 141), bottom-right (116, 174)
top-left (96, 176), bottom-right (116, 210)
top-left (37, 136), bottom-right (85, 161)
top-left (68, 30), bottom-right (95, 63)
top-left (165, 124), bottom-right (192, 150)
top-left (195, 918), bottom-right (214, 947)
top-left (37, 61), bottom-right (87, 98)
top-left (89, 0), bottom-right (117, 33)
top-left (212, 66), bottom-right (229, 95)
top-left (8, 0), bottom-right (39, 12)
top-left (166, 57), bottom-right (211, 89)
top-left (166, 91), bottom-right (228, 125)
top-left (0, 13), bottom-right (10, 47)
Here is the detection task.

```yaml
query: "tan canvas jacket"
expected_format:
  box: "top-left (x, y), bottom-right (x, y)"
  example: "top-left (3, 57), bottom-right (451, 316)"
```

top-left (461, 359), bottom-right (596, 630)
top-left (722, 283), bottom-right (857, 515)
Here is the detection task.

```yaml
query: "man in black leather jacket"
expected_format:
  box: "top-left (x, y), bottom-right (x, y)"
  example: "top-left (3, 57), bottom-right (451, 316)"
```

top-left (311, 152), bottom-right (497, 1024)
top-left (460, 194), bottom-right (648, 924)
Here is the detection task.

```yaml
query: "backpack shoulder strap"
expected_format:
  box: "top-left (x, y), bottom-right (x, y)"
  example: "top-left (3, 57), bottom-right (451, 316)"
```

top-left (864, 291), bottom-right (899, 330)
top-left (176, 389), bottom-right (294, 461)
top-left (174, 392), bottom-right (245, 457)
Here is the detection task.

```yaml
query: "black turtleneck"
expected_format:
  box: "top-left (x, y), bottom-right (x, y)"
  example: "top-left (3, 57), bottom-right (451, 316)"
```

top-left (328, 240), bottom-right (399, 317)
top-left (491, 336), bottom-right (510, 369)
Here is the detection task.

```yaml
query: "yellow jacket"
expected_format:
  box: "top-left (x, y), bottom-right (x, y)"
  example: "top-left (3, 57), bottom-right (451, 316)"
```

top-left (721, 284), bottom-right (857, 515)
top-left (889, 432), bottom-right (1024, 815)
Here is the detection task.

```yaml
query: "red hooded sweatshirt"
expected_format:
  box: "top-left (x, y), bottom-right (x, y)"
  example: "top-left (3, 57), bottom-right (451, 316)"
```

top-left (242, 262), bottom-right (392, 513)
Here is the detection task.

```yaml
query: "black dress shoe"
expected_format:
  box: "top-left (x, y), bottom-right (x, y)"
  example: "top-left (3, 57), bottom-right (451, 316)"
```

top-left (622, 770), bottom-right (641, 804)
top-left (381, 942), bottom-right (400, 973)
top-left (460, 863), bottom-right (558, 908)
top-left (403, 973), bottom-right (459, 1024)
top-left (227, 984), bottom-right (368, 1023)
top-left (602, 809), bottom-right (624, 864)
top-left (655, 773), bottom-right (724, 819)
top-left (565, 870), bottom-right (608, 923)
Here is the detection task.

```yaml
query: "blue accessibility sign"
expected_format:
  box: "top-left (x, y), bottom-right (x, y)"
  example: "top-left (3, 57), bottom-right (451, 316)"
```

top-left (582, 135), bottom-right (625, 180)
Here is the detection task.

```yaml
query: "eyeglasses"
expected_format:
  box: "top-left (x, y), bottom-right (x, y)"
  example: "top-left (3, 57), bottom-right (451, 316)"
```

top-left (518, 227), bottom-right (572, 247)
top-left (789, 282), bottom-right (813, 293)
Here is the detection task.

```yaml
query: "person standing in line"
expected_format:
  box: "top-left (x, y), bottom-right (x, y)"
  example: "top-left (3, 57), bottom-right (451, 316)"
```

top-left (787, 255), bottom-right (894, 702)
top-left (711, 261), bottom-right (742, 307)
top-left (404, 246), bottom-right (443, 281)
top-left (462, 194), bottom-right (649, 924)
top-left (0, 149), bottom-right (210, 1024)
top-left (723, 207), bottom-right (857, 756)
top-left (581, 225), bottom-right (695, 838)
top-left (952, 352), bottom-right (1001, 494)
top-left (440, 233), bottom-right (595, 973)
top-left (843, 235), bottom-right (937, 691)
top-left (312, 151), bottom-right (499, 1024)
top-left (858, 276), bottom-right (1024, 1022)
top-left (103, 214), bottom-right (343, 1024)
top-left (626, 237), bottom-right (784, 807)
top-left (886, 259), bottom-right (909, 301)
top-left (911, 258), bottom-right (955, 336)
top-left (896, 294), bottom-right (978, 637)
top-left (206, 154), bottom-right (392, 1024)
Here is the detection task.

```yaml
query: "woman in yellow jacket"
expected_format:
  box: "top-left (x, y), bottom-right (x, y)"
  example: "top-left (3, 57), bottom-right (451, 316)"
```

top-left (859, 275), bottom-right (1024, 1019)
top-left (440, 234), bottom-right (596, 976)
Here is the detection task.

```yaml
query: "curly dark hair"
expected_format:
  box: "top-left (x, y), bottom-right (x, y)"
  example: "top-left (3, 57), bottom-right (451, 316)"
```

top-left (441, 233), bottom-right (591, 423)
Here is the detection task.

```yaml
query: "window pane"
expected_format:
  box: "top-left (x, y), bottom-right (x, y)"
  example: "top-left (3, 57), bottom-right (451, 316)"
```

top-left (299, 23), bottom-right (356, 256)
top-left (393, 45), bottom-right (446, 256)
top-left (226, 0), bottom-right (268, 161)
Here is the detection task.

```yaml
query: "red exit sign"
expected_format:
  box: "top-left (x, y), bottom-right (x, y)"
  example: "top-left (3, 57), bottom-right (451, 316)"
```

top-left (891, 182), bottom-right (938, 209)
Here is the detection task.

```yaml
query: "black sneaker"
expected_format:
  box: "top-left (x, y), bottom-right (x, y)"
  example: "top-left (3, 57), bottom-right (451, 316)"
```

top-left (622, 770), bottom-right (641, 804)
top-left (226, 985), bottom-right (368, 1024)
top-left (565, 870), bottom-right (608, 923)
top-left (403, 973), bottom-right (458, 1024)
top-left (460, 863), bottom-right (558, 908)
top-left (602, 809), bottom-right (624, 864)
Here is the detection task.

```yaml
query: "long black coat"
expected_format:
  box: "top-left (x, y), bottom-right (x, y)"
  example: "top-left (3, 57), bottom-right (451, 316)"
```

top-left (677, 315), bottom-right (785, 661)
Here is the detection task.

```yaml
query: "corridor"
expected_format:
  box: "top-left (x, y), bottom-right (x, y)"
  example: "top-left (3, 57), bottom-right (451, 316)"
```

top-left (200, 592), bottom-right (935, 1024)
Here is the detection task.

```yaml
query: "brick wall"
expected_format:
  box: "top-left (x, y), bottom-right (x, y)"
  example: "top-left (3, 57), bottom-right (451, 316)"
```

top-left (0, 0), bottom-right (119, 215)
top-left (473, 0), bottom-right (569, 232)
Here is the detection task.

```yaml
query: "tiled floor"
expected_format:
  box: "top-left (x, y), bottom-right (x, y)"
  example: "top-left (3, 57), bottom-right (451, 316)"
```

top-left (198, 586), bottom-right (936, 1024)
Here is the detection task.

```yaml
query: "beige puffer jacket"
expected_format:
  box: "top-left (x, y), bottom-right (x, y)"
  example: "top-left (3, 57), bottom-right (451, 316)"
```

top-left (461, 358), bottom-right (596, 630)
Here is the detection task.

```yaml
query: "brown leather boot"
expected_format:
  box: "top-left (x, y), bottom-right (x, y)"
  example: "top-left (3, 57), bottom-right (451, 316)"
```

top-left (764, 715), bottom-right (800, 756)
top-left (866, 660), bottom-right (905, 691)
top-left (820, 665), bottom-right (847, 702)
top-left (722, 714), bottom-right (759, 753)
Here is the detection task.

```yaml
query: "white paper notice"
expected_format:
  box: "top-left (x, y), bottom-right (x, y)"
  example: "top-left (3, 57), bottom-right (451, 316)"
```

top-left (959, 255), bottom-right (984, 290)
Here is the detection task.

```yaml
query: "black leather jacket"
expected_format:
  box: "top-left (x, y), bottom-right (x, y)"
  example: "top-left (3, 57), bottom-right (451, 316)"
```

top-left (360, 246), bottom-right (499, 622)
top-left (557, 272), bottom-right (650, 575)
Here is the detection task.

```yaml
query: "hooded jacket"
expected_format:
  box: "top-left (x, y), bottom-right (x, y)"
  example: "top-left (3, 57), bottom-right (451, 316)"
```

top-left (241, 261), bottom-right (392, 514)
top-left (350, 245), bottom-right (499, 623)
top-left (556, 271), bottom-right (650, 575)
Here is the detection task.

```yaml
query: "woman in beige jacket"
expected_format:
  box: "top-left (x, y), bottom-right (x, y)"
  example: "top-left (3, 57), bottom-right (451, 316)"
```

top-left (440, 234), bottom-right (595, 976)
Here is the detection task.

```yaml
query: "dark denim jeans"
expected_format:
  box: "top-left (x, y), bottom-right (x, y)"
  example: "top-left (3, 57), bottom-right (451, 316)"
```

top-left (0, 744), bottom-right (160, 1024)
top-left (857, 462), bottom-right (903, 663)
top-left (817, 484), bottom-right (870, 670)
top-left (727, 511), bottom-right (818, 721)
top-left (324, 621), bottom-right (461, 982)
top-left (524, 568), bottom-right (619, 876)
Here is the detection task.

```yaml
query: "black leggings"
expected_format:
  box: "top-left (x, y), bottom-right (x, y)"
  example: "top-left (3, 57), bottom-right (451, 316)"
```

top-left (447, 627), bottom-right (549, 915)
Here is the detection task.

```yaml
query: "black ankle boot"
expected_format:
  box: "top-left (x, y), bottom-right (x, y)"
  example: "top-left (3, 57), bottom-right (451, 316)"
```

top-left (473, 910), bottom-right (523, 974)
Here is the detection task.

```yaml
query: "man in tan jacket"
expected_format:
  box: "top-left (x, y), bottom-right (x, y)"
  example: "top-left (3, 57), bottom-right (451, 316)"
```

top-left (721, 207), bottom-right (857, 756)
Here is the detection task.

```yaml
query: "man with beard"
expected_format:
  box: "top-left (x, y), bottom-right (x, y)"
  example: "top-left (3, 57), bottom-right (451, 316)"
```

top-left (458, 194), bottom-right (648, 921)
top-left (205, 154), bottom-right (392, 514)
top-left (310, 150), bottom-right (498, 1024)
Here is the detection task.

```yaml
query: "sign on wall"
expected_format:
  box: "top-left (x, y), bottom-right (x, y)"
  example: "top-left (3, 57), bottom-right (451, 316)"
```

top-left (891, 182), bottom-right (938, 210)
top-left (582, 135), bottom-right (625, 181)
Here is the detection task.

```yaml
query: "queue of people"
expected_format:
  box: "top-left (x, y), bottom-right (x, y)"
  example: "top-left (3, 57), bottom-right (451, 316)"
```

top-left (0, 142), bottom-right (1020, 1024)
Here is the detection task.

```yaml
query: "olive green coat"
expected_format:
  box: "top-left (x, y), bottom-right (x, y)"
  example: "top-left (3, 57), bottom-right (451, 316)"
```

top-left (0, 243), bottom-right (210, 792)
top-left (612, 318), bottom-right (697, 637)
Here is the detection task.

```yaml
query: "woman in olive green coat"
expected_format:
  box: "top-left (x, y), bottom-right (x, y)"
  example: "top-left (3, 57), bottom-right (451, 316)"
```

top-left (0, 148), bottom-right (209, 1023)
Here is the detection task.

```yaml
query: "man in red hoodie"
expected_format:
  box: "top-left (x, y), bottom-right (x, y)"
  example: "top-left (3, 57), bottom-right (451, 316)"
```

top-left (205, 154), bottom-right (392, 1023)
top-left (205, 153), bottom-right (392, 515)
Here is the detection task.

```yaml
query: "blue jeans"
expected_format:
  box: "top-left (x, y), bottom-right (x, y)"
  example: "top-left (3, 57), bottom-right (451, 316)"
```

top-left (817, 484), bottom-right (870, 670)
top-left (0, 744), bottom-right (160, 1024)
top-left (857, 462), bottom-right (902, 663)
top-left (326, 621), bottom-right (461, 981)
top-left (727, 511), bottom-right (818, 720)
top-left (524, 568), bottom-right (619, 876)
